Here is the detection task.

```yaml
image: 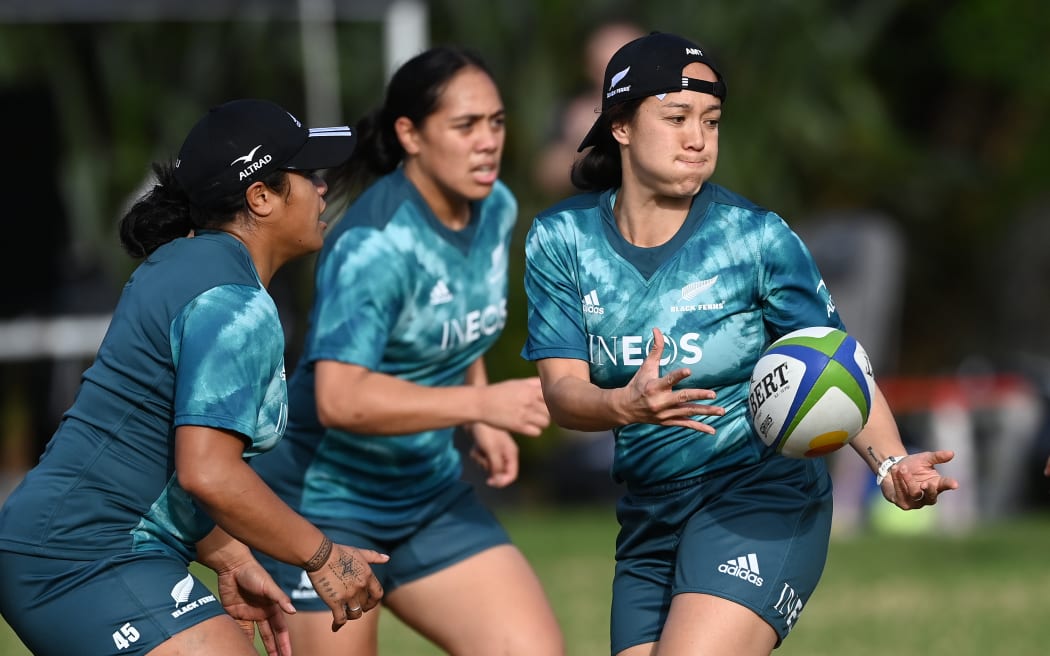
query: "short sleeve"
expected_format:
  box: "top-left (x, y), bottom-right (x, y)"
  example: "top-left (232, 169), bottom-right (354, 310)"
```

top-left (758, 212), bottom-right (845, 337)
top-left (171, 284), bottom-right (285, 440)
top-left (522, 216), bottom-right (590, 362)
top-left (307, 226), bottom-right (406, 369)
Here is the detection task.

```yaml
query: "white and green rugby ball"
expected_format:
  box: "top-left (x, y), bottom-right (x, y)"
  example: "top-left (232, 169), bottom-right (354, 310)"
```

top-left (748, 327), bottom-right (875, 458)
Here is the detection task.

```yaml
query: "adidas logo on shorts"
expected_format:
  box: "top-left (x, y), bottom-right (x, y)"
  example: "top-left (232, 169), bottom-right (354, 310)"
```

top-left (717, 552), bottom-right (764, 587)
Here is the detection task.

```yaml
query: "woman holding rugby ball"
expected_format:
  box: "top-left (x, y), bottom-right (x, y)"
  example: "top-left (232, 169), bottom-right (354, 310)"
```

top-left (521, 31), bottom-right (958, 656)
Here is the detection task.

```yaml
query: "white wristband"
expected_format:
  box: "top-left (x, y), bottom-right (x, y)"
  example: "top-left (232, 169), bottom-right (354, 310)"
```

top-left (875, 455), bottom-right (906, 485)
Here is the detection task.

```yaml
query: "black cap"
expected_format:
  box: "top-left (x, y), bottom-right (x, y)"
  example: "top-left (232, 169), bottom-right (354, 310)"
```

top-left (174, 98), bottom-right (357, 208)
top-left (578, 32), bottom-right (727, 152)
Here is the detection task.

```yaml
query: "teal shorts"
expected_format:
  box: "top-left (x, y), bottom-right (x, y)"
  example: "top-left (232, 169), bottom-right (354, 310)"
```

top-left (611, 455), bottom-right (833, 654)
top-left (257, 480), bottom-right (510, 610)
top-left (0, 549), bottom-right (225, 656)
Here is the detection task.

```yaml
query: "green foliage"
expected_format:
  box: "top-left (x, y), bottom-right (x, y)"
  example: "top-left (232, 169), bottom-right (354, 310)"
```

top-left (3, 0), bottom-right (1049, 379)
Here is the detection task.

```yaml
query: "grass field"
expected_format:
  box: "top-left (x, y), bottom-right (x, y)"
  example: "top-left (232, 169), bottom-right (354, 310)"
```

top-left (3, 507), bottom-right (1048, 655)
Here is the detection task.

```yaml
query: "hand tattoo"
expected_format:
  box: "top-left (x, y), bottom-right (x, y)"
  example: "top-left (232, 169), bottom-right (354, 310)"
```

top-left (333, 551), bottom-right (362, 582)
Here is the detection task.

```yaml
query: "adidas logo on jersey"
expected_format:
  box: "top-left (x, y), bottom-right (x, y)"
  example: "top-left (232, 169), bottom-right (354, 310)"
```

top-left (718, 553), bottom-right (764, 587)
top-left (429, 280), bottom-right (454, 306)
top-left (582, 289), bottom-right (605, 315)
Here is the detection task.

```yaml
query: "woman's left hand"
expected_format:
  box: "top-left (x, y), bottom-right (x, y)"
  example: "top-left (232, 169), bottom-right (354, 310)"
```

top-left (880, 450), bottom-right (959, 510)
top-left (214, 558), bottom-right (295, 656)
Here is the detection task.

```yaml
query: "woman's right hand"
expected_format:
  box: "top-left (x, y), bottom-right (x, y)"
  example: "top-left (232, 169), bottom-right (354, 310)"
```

top-left (622, 327), bottom-right (724, 432)
top-left (304, 538), bottom-right (389, 631)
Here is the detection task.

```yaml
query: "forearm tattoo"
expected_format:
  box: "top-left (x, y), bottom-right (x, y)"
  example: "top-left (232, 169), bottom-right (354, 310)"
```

top-left (304, 535), bottom-right (333, 572)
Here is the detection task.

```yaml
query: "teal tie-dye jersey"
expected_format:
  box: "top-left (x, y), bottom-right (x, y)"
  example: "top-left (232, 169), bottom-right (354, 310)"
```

top-left (522, 184), bottom-right (844, 488)
top-left (0, 231), bottom-right (287, 562)
top-left (253, 169), bottom-right (515, 522)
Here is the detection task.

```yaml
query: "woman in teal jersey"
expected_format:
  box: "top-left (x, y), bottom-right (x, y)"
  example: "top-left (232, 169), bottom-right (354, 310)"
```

top-left (522, 32), bottom-right (959, 656)
top-left (251, 47), bottom-right (564, 656)
top-left (0, 99), bottom-right (387, 656)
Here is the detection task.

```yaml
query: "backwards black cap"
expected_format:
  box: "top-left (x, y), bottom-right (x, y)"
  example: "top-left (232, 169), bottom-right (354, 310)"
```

top-left (174, 98), bottom-right (356, 208)
top-left (578, 32), bottom-right (727, 152)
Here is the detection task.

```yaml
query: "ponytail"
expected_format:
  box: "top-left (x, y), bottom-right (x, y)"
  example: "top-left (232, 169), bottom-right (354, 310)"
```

top-left (570, 99), bottom-right (642, 192)
top-left (119, 162), bottom-right (200, 258)
top-left (119, 161), bottom-right (288, 258)
top-left (324, 45), bottom-right (494, 211)
top-left (323, 108), bottom-right (403, 209)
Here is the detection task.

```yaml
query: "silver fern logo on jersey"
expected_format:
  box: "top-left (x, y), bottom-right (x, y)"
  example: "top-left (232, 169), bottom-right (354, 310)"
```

top-left (680, 276), bottom-right (718, 300)
top-left (671, 276), bottom-right (724, 313)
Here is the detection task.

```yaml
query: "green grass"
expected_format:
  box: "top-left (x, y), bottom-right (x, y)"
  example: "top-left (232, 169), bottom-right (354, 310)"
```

top-left (3, 508), bottom-right (1049, 655)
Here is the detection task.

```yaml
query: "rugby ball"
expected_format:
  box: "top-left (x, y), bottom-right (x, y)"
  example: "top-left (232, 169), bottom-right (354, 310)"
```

top-left (748, 327), bottom-right (875, 458)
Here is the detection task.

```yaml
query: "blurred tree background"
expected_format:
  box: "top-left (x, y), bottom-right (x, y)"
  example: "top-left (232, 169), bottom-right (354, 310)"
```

top-left (2, 0), bottom-right (1050, 482)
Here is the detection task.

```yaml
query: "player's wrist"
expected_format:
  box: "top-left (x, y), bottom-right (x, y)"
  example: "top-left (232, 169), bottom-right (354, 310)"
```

top-left (875, 454), bottom-right (907, 485)
top-left (606, 386), bottom-right (632, 426)
top-left (303, 535), bottom-right (333, 572)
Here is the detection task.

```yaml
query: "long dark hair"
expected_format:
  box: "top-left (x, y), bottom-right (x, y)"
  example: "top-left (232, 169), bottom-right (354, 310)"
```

top-left (324, 45), bottom-right (495, 208)
top-left (118, 161), bottom-right (288, 258)
top-left (570, 99), bottom-right (643, 192)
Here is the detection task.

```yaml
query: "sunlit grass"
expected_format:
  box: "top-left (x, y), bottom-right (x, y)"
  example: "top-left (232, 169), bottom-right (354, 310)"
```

top-left (3, 509), bottom-right (1048, 656)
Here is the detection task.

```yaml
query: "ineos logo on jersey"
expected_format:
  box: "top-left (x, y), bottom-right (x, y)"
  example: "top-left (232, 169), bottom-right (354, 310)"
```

top-left (588, 332), bottom-right (703, 367)
top-left (440, 300), bottom-right (507, 350)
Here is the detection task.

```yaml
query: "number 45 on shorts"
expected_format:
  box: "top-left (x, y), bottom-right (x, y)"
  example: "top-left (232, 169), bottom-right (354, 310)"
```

top-left (112, 622), bottom-right (141, 650)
